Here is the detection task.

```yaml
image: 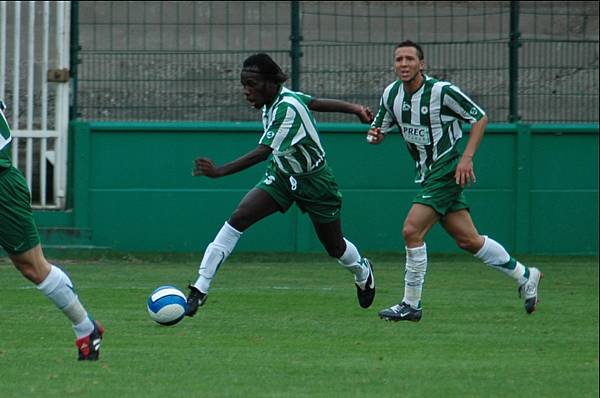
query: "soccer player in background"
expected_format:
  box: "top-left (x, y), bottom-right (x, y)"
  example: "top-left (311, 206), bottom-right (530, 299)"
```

top-left (185, 53), bottom-right (375, 316)
top-left (0, 100), bottom-right (104, 360)
top-left (366, 41), bottom-right (542, 321)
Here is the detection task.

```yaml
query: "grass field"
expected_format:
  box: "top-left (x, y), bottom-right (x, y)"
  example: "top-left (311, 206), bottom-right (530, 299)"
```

top-left (0, 253), bottom-right (598, 398)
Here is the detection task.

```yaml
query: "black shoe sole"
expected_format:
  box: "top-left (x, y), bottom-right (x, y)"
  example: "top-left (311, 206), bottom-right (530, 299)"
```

top-left (379, 315), bottom-right (421, 322)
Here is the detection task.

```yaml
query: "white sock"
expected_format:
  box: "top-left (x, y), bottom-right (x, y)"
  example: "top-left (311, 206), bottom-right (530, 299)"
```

top-left (337, 238), bottom-right (369, 286)
top-left (72, 315), bottom-right (95, 339)
top-left (37, 265), bottom-right (94, 338)
top-left (193, 222), bottom-right (242, 293)
top-left (474, 236), bottom-right (528, 285)
top-left (403, 244), bottom-right (427, 308)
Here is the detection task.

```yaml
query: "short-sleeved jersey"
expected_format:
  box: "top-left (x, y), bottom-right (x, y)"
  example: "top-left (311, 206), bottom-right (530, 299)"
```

top-left (0, 103), bottom-right (12, 168)
top-left (372, 74), bottom-right (485, 183)
top-left (259, 87), bottom-right (326, 175)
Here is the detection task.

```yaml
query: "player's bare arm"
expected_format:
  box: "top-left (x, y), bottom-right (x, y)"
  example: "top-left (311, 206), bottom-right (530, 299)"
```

top-left (455, 115), bottom-right (488, 187)
top-left (309, 98), bottom-right (374, 123)
top-left (366, 127), bottom-right (385, 144)
top-left (193, 144), bottom-right (273, 178)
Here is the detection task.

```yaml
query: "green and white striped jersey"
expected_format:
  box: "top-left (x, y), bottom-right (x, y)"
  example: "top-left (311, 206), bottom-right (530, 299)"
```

top-left (0, 102), bottom-right (12, 167)
top-left (372, 74), bottom-right (485, 183)
top-left (259, 87), bottom-right (326, 175)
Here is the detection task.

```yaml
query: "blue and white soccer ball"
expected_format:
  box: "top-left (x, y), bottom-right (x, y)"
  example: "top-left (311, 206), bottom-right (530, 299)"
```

top-left (147, 285), bottom-right (188, 326)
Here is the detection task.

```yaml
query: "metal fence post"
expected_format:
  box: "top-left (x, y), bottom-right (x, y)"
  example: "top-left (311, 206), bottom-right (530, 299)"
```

top-left (290, 1), bottom-right (302, 91)
top-left (514, 122), bottom-right (531, 254)
top-left (509, 1), bottom-right (521, 122)
top-left (69, 0), bottom-right (80, 120)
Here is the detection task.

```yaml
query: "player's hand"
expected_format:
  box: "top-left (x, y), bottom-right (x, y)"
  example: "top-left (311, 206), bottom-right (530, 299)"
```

top-left (455, 155), bottom-right (476, 187)
top-left (192, 158), bottom-right (221, 178)
top-left (356, 106), bottom-right (374, 124)
top-left (366, 127), bottom-right (384, 144)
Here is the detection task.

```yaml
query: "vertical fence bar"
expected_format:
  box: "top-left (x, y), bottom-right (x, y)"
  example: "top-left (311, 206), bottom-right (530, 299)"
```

top-left (55, 0), bottom-right (70, 207)
top-left (0, 1), bottom-right (6, 100)
top-left (62, 1), bottom-right (71, 207)
top-left (290, 0), bottom-right (301, 91)
top-left (509, 0), bottom-right (520, 122)
top-left (26, 1), bottom-right (35, 188)
top-left (40, 1), bottom-right (50, 206)
top-left (54, 1), bottom-right (64, 206)
top-left (11, 1), bottom-right (20, 166)
top-left (69, 0), bottom-right (79, 120)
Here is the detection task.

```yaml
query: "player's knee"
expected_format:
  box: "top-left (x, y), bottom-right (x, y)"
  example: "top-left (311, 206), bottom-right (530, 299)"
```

top-left (402, 223), bottom-right (420, 243)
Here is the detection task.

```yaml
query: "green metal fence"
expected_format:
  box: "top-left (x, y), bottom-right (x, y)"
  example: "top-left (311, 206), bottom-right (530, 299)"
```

top-left (74, 1), bottom-right (599, 123)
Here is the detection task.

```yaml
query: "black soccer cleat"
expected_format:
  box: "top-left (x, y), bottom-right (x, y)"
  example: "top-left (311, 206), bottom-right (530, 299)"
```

top-left (76, 320), bottom-right (105, 361)
top-left (378, 301), bottom-right (422, 322)
top-left (185, 285), bottom-right (208, 317)
top-left (356, 258), bottom-right (376, 308)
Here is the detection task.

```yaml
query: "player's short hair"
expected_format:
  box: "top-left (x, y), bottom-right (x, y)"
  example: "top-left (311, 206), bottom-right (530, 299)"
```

top-left (242, 53), bottom-right (288, 83)
top-left (395, 40), bottom-right (424, 60)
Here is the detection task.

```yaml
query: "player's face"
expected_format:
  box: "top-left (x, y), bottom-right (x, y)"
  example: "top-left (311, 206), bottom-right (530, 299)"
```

top-left (240, 71), bottom-right (278, 109)
top-left (394, 46), bottom-right (424, 84)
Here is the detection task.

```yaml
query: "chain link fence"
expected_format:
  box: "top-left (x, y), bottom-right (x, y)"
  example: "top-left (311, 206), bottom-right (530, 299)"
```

top-left (75, 1), bottom-right (599, 123)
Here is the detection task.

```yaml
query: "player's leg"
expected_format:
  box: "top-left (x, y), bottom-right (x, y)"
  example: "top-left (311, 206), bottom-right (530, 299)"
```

top-left (442, 209), bottom-right (543, 314)
top-left (1, 165), bottom-right (102, 360)
top-left (440, 209), bottom-right (484, 253)
top-left (9, 246), bottom-right (104, 359)
top-left (380, 155), bottom-right (467, 321)
top-left (312, 218), bottom-right (375, 308)
top-left (379, 203), bottom-right (439, 321)
top-left (297, 164), bottom-right (375, 308)
top-left (186, 187), bottom-right (282, 316)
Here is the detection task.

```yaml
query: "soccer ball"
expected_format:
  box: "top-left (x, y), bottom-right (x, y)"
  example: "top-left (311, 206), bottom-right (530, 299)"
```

top-left (147, 285), bottom-right (188, 326)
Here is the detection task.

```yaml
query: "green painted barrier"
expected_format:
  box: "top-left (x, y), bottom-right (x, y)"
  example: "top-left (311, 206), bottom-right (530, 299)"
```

top-left (33, 121), bottom-right (598, 255)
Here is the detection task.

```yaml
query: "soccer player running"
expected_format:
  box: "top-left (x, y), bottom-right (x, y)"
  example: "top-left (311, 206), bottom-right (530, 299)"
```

top-left (367, 41), bottom-right (542, 322)
top-left (0, 101), bottom-right (104, 360)
top-left (185, 53), bottom-right (375, 316)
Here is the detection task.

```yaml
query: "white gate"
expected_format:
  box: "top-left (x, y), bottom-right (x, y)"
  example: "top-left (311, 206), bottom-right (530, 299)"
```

top-left (0, 1), bottom-right (70, 209)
